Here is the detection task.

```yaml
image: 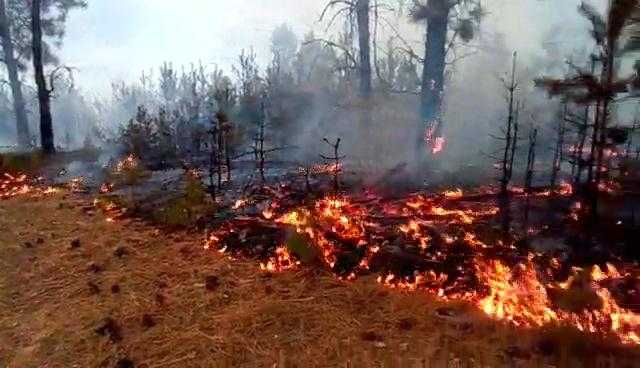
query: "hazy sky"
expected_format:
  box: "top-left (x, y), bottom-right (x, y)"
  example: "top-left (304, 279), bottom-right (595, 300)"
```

top-left (58, 0), bottom-right (597, 95)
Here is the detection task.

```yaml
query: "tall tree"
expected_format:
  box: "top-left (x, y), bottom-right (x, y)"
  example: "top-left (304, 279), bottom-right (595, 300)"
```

top-left (356, 0), bottom-right (372, 98)
top-left (319, 0), bottom-right (373, 99)
top-left (1, 0), bottom-right (85, 151)
top-left (410, 0), bottom-right (482, 155)
top-left (270, 23), bottom-right (298, 80)
top-left (536, 0), bottom-right (640, 218)
top-left (0, 0), bottom-right (30, 147)
top-left (31, 0), bottom-right (54, 153)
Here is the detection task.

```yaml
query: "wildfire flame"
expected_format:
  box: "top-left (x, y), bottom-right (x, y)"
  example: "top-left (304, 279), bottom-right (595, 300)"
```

top-left (431, 137), bottom-right (446, 155)
top-left (115, 154), bottom-right (139, 172)
top-left (424, 124), bottom-right (446, 155)
top-left (1, 173), bottom-right (57, 200)
top-left (203, 186), bottom-right (640, 345)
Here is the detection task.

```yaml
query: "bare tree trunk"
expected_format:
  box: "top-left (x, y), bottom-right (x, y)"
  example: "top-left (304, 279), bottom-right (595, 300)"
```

top-left (0, 0), bottom-right (30, 148)
top-left (551, 106), bottom-right (567, 187)
top-left (356, 0), bottom-right (372, 99)
top-left (207, 121), bottom-right (217, 199)
top-left (590, 44), bottom-right (616, 219)
top-left (500, 52), bottom-right (518, 196)
top-left (31, 0), bottom-right (55, 154)
top-left (574, 59), bottom-right (596, 185)
top-left (417, 0), bottom-right (450, 155)
top-left (625, 121), bottom-right (637, 159)
top-left (587, 99), bottom-right (601, 185)
top-left (258, 102), bottom-right (266, 183)
top-left (573, 106), bottom-right (589, 185)
top-left (525, 128), bottom-right (538, 193)
top-left (217, 124), bottom-right (223, 189)
top-left (507, 100), bottom-right (520, 182)
top-left (224, 132), bottom-right (231, 182)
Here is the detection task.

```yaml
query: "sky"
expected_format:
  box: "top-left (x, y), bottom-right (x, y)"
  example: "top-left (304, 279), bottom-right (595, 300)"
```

top-left (57, 0), bottom-right (599, 95)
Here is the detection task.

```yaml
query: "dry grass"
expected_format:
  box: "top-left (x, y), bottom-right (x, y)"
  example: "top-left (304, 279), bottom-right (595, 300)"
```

top-left (1, 193), bottom-right (638, 368)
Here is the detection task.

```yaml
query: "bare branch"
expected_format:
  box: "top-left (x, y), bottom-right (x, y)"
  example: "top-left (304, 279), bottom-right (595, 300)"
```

top-left (303, 38), bottom-right (358, 68)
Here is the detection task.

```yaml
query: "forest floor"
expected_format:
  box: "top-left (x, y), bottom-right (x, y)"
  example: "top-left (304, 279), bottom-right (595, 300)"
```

top-left (1, 191), bottom-right (639, 368)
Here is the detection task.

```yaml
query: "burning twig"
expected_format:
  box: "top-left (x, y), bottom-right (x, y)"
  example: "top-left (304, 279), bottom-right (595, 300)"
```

top-left (299, 165), bottom-right (312, 192)
top-left (320, 137), bottom-right (345, 192)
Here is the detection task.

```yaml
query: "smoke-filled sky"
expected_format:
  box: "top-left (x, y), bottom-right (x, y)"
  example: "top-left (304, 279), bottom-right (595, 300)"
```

top-left (58, 0), bottom-right (601, 95)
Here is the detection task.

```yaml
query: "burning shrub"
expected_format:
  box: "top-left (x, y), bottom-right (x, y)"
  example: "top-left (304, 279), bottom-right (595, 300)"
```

top-left (107, 155), bottom-right (150, 187)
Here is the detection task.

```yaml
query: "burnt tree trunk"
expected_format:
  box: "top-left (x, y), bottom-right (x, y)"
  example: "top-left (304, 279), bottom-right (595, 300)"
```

top-left (625, 121), bottom-right (637, 159)
top-left (417, 0), bottom-right (450, 155)
top-left (507, 100), bottom-right (520, 183)
top-left (574, 58), bottom-right (597, 185)
top-left (207, 120), bottom-right (218, 199)
top-left (525, 128), bottom-right (538, 193)
top-left (586, 55), bottom-right (601, 187)
top-left (551, 106), bottom-right (567, 188)
top-left (590, 44), bottom-right (616, 219)
top-left (31, 0), bottom-right (55, 154)
top-left (225, 132), bottom-right (231, 182)
top-left (594, 48), bottom-right (616, 189)
top-left (572, 106), bottom-right (590, 185)
top-left (0, 0), bottom-right (30, 148)
top-left (356, 0), bottom-right (372, 99)
top-left (257, 102), bottom-right (266, 183)
top-left (524, 128), bottom-right (538, 224)
top-left (500, 52), bottom-right (518, 197)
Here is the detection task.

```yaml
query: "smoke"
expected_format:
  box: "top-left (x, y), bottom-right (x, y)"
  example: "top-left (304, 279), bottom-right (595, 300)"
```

top-left (1, 0), bottom-right (627, 189)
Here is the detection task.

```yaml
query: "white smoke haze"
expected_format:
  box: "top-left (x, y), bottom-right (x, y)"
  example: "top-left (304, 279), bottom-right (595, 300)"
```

top-left (0, 0), bottom-right (625, 184)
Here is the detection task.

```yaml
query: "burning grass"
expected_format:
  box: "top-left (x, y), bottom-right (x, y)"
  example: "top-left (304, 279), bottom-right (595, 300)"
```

top-left (8, 190), bottom-right (627, 367)
top-left (204, 185), bottom-right (640, 347)
top-left (2, 166), bottom-right (640, 366)
top-left (1, 172), bottom-right (59, 200)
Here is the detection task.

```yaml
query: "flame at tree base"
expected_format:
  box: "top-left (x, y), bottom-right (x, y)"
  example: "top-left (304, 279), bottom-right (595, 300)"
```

top-left (424, 122), bottom-right (446, 155)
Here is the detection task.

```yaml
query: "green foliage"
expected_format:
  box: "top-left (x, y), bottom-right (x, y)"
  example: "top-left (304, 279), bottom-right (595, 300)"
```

top-left (3, 0), bottom-right (87, 68)
top-left (285, 231), bottom-right (319, 264)
top-left (184, 171), bottom-right (207, 204)
top-left (120, 165), bottom-right (149, 186)
top-left (153, 172), bottom-right (214, 228)
top-left (119, 105), bottom-right (179, 164)
top-left (120, 106), bottom-right (158, 159)
top-left (105, 156), bottom-right (150, 187)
